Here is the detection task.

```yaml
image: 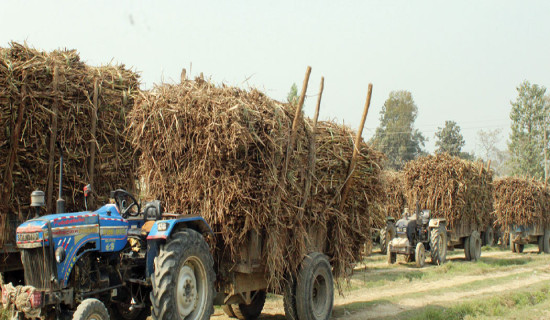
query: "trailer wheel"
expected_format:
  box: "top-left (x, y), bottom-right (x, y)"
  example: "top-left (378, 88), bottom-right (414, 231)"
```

top-left (295, 252), bottom-right (333, 320)
top-left (221, 305), bottom-right (236, 318)
top-left (430, 227), bottom-right (447, 265)
top-left (283, 276), bottom-right (298, 320)
top-left (387, 248), bottom-right (397, 264)
top-left (150, 228), bottom-right (215, 320)
top-left (469, 231), bottom-right (482, 261)
top-left (73, 298), bottom-right (110, 320)
top-left (510, 232), bottom-right (517, 252)
top-left (464, 236), bottom-right (472, 260)
top-left (543, 229), bottom-right (550, 254)
top-left (415, 243), bottom-right (426, 268)
top-left (483, 226), bottom-right (495, 246)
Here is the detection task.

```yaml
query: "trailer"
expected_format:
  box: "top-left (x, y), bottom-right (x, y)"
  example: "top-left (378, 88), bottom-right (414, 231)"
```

top-left (509, 224), bottom-right (550, 253)
top-left (217, 224), bottom-right (333, 320)
top-left (446, 220), bottom-right (484, 261)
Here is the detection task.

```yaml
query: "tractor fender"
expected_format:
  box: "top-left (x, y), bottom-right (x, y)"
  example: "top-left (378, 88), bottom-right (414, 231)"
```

top-left (429, 218), bottom-right (446, 229)
top-left (145, 216), bottom-right (213, 277)
top-left (146, 216), bottom-right (213, 240)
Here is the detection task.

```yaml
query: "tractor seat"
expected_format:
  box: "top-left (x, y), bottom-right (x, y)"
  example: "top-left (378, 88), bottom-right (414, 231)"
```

top-left (127, 221), bottom-right (156, 238)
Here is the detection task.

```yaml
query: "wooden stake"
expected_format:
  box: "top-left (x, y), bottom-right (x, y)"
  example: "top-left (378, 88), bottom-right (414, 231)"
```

top-left (89, 80), bottom-right (99, 208)
top-left (284, 66), bottom-right (312, 176)
top-left (339, 84), bottom-right (373, 212)
top-left (46, 67), bottom-right (60, 213)
top-left (301, 77), bottom-right (324, 210)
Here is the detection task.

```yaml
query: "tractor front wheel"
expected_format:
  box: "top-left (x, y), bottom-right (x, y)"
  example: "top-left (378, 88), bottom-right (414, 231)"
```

top-left (150, 228), bottom-right (215, 320)
top-left (73, 298), bottom-right (109, 320)
top-left (415, 243), bottom-right (426, 268)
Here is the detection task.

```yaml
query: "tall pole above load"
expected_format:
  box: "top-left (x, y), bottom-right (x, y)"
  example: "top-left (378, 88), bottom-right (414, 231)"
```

top-left (301, 76), bottom-right (324, 211)
top-left (339, 83), bottom-right (373, 212)
top-left (284, 66), bottom-right (312, 175)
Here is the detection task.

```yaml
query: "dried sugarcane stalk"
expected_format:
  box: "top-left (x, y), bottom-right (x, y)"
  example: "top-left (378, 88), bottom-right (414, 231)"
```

top-left (301, 77), bottom-right (324, 211)
top-left (47, 66), bottom-right (60, 213)
top-left (88, 80), bottom-right (99, 208)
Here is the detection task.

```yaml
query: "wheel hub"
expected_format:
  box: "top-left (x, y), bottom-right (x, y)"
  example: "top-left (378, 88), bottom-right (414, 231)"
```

top-left (177, 264), bottom-right (198, 317)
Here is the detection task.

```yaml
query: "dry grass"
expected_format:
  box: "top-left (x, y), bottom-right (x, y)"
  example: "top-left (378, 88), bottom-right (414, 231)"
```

top-left (402, 153), bottom-right (493, 229)
top-left (492, 177), bottom-right (550, 229)
top-left (128, 79), bottom-right (384, 289)
top-left (0, 42), bottom-right (139, 245)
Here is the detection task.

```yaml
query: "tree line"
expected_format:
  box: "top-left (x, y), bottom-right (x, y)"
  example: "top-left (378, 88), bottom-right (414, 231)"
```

top-left (287, 80), bottom-right (549, 180)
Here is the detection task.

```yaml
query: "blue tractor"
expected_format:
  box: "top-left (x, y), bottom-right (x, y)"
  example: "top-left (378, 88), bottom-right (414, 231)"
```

top-left (2, 154), bottom-right (216, 320)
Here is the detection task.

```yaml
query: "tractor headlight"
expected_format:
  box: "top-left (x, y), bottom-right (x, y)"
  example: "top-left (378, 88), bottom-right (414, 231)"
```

top-left (157, 222), bottom-right (168, 232)
top-left (55, 246), bottom-right (66, 263)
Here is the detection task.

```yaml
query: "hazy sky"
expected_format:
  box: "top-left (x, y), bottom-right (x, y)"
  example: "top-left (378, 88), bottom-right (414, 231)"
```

top-left (2, 1), bottom-right (549, 154)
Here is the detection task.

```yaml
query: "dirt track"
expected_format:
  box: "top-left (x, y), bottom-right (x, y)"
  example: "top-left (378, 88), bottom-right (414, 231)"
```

top-left (212, 246), bottom-right (550, 320)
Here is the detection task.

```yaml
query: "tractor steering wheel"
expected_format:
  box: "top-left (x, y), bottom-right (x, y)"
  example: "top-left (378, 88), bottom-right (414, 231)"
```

top-left (111, 189), bottom-right (141, 219)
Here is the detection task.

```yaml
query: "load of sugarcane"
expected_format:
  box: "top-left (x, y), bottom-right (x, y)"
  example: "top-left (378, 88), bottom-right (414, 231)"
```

top-left (492, 177), bottom-right (550, 229)
top-left (377, 170), bottom-right (405, 228)
top-left (128, 78), bottom-right (384, 288)
top-left (402, 153), bottom-right (493, 229)
top-left (0, 42), bottom-right (139, 245)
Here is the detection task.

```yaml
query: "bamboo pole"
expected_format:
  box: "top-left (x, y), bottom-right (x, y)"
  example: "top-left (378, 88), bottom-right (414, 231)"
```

top-left (47, 67), bottom-right (60, 213)
top-left (89, 80), bottom-right (99, 208)
top-left (339, 84), bottom-right (373, 212)
top-left (284, 66), bottom-right (312, 176)
top-left (301, 77), bottom-right (324, 210)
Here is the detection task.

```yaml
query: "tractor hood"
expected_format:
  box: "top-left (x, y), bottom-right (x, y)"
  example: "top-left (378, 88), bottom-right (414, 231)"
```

top-left (16, 204), bottom-right (119, 249)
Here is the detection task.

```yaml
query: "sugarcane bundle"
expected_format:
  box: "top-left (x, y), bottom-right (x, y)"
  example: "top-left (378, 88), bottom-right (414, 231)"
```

top-left (128, 79), bottom-right (384, 288)
top-left (378, 170), bottom-right (405, 227)
top-left (493, 177), bottom-right (550, 229)
top-left (0, 42), bottom-right (139, 245)
top-left (402, 153), bottom-right (493, 229)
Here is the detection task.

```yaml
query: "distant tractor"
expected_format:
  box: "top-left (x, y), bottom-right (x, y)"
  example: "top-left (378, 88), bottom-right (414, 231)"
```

top-left (387, 207), bottom-right (447, 268)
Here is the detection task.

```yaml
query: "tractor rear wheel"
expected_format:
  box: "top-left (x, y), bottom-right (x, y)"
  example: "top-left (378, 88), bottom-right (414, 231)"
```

top-left (430, 227), bottom-right (447, 265)
top-left (380, 223), bottom-right (396, 255)
top-left (415, 243), bottom-right (426, 268)
top-left (232, 291), bottom-right (266, 320)
top-left (73, 298), bottom-right (109, 320)
top-left (469, 231), bottom-right (482, 261)
top-left (295, 252), bottom-right (334, 320)
top-left (150, 228), bottom-right (215, 320)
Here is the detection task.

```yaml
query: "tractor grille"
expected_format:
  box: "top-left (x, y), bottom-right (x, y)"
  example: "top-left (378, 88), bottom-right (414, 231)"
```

top-left (21, 247), bottom-right (55, 290)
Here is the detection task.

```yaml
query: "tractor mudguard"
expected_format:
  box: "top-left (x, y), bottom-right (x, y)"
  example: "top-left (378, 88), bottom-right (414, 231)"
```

top-left (145, 216), bottom-right (213, 277)
top-left (429, 218), bottom-right (446, 229)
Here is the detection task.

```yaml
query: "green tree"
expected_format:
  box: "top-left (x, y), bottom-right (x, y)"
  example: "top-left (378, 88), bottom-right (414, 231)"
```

top-left (434, 120), bottom-right (465, 156)
top-left (287, 83), bottom-right (299, 105)
top-left (508, 81), bottom-right (549, 179)
top-left (371, 91), bottom-right (426, 169)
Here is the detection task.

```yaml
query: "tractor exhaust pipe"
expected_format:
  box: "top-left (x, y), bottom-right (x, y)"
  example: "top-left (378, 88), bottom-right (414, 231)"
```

top-left (56, 143), bottom-right (65, 214)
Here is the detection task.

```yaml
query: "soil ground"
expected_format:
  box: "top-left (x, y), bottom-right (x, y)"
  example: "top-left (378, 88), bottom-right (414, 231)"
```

top-left (212, 245), bottom-right (550, 320)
